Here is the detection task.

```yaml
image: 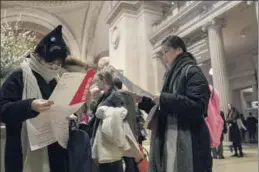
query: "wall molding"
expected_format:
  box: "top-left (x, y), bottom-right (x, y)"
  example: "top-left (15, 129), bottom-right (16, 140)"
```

top-left (150, 1), bottom-right (242, 51)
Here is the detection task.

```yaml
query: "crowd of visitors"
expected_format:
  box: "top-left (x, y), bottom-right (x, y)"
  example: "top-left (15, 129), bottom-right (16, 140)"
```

top-left (0, 24), bottom-right (257, 172)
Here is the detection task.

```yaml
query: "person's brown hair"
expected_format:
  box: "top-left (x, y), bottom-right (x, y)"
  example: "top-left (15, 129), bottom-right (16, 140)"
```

top-left (94, 66), bottom-right (114, 86)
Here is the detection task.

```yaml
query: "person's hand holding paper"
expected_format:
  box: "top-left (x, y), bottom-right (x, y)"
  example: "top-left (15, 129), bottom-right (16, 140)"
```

top-left (27, 69), bottom-right (96, 150)
top-left (31, 99), bottom-right (54, 113)
top-left (152, 93), bottom-right (160, 104)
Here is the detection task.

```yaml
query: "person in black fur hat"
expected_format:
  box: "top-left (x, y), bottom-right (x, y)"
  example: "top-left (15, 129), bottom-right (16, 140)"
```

top-left (34, 25), bottom-right (70, 63)
top-left (0, 25), bottom-right (70, 172)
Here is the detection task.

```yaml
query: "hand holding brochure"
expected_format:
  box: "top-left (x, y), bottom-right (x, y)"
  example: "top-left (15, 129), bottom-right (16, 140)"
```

top-left (26, 69), bottom-right (96, 150)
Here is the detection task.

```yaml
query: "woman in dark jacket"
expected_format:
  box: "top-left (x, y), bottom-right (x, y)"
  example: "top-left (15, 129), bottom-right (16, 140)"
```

top-left (127, 35), bottom-right (212, 172)
top-left (226, 104), bottom-right (243, 157)
top-left (89, 67), bottom-right (125, 172)
top-left (0, 25), bottom-right (70, 172)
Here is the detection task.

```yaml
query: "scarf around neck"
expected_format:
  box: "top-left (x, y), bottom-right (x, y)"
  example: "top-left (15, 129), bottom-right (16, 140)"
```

top-left (162, 52), bottom-right (196, 92)
top-left (28, 53), bottom-right (60, 83)
top-left (151, 52), bottom-right (196, 172)
top-left (20, 56), bottom-right (50, 172)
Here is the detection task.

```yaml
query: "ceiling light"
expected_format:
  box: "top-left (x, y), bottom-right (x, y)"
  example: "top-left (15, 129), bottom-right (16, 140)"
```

top-left (241, 33), bottom-right (246, 38)
top-left (171, 2), bottom-right (175, 5)
top-left (209, 68), bottom-right (213, 75)
top-left (246, 1), bottom-right (253, 5)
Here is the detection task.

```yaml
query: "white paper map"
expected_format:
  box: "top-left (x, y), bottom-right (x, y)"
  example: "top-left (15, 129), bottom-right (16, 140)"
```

top-left (26, 69), bottom-right (96, 150)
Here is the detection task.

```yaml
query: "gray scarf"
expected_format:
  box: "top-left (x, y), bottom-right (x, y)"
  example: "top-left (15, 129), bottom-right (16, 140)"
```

top-left (20, 53), bottom-right (60, 172)
top-left (29, 53), bottom-right (60, 83)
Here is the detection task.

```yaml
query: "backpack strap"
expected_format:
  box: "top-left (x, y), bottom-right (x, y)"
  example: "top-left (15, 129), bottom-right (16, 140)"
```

top-left (185, 65), bottom-right (196, 78)
top-left (211, 86), bottom-right (214, 97)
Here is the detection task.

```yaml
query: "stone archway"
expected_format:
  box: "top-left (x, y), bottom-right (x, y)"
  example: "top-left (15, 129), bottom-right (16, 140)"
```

top-left (1, 7), bottom-right (81, 58)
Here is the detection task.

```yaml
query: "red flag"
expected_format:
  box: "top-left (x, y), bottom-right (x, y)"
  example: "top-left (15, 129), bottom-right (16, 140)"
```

top-left (69, 69), bottom-right (96, 105)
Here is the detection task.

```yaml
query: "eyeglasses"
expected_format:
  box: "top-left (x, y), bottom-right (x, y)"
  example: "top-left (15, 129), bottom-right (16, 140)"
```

top-left (45, 61), bottom-right (62, 66)
top-left (39, 59), bottom-right (62, 67)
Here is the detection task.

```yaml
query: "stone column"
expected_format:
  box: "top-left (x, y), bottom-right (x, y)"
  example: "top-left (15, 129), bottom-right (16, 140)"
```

top-left (256, 1), bottom-right (258, 22)
top-left (205, 19), bottom-right (232, 115)
top-left (106, 1), bottom-right (168, 93)
top-left (252, 83), bottom-right (258, 101)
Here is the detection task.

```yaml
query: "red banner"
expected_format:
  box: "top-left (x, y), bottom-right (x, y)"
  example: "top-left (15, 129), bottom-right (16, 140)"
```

top-left (69, 69), bottom-right (96, 105)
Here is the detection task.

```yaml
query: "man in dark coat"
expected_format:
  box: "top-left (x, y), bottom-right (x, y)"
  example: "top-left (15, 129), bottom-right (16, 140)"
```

top-left (89, 68), bottom-right (125, 172)
top-left (113, 78), bottom-right (139, 172)
top-left (226, 104), bottom-right (243, 157)
top-left (125, 35), bottom-right (212, 172)
top-left (0, 25), bottom-right (70, 172)
top-left (212, 111), bottom-right (227, 159)
top-left (246, 112), bottom-right (258, 143)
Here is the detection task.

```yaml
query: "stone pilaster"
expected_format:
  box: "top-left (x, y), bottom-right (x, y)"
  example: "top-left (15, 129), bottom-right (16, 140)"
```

top-left (252, 83), bottom-right (258, 101)
top-left (204, 19), bottom-right (232, 115)
top-left (255, 1), bottom-right (258, 22)
top-left (106, 1), bottom-right (169, 94)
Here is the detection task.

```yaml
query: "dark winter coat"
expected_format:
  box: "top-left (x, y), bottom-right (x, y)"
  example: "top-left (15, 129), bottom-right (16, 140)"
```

top-left (120, 92), bottom-right (138, 139)
top-left (139, 52), bottom-right (212, 172)
top-left (68, 121), bottom-right (91, 172)
top-left (0, 69), bottom-right (67, 172)
top-left (220, 111), bottom-right (228, 142)
top-left (246, 116), bottom-right (258, 133)
top-left (227, 108), bottom-right (241, 143)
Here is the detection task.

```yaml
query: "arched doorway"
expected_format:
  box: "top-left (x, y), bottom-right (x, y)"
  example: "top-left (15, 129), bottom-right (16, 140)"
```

top-left (1, 7), bottom-right (80, 58)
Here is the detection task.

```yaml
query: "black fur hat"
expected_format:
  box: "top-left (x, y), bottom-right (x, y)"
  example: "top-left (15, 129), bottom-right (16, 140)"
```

top-left (34, 25), bottom-right (70, 62)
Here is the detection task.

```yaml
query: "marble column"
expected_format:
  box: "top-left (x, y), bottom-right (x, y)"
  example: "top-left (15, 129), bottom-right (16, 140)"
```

top-left (106, 1), bottom-right (168, 94)
top-left (206, 19), bottom-right (232, 115)
top-left (252, 83), bottom-right (258, 101)
top-left (255, 1), bottom-right (258, 22)
top-left (240, 90), bottom-right (247, 115)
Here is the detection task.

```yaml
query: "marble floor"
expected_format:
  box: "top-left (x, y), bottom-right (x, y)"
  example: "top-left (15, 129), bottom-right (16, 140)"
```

top-left (213, 146), bottom-right (258, 172)
top-left (143, 143), bottom-right (258, 172)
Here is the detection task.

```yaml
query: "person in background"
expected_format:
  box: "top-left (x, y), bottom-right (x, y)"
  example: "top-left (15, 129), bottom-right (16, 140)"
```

top-left (123, 35), bottom-right (212, 172)
top-left (240, 114), bottom-right (247, 142)
top-left (113, 78), bottom-right (140, 172)
top-left (91, 67), bottom-right (125, 172)
top-left (246, 112), bottom-right (258, 143)
top-left (226, 104), bottom-right (244, 157)
top-left (212, 111), bottom-right (228, 159)
top-left (61, 57), bottom-right (99, 172)
top-left (0, 25), bottom-right (70, 172)
top-left (135, 107), bottom-right (147, 145)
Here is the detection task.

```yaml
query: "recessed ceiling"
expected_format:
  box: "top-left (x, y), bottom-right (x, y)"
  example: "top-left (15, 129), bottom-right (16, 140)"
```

top-left (222, 2), bottom-right (258, 59)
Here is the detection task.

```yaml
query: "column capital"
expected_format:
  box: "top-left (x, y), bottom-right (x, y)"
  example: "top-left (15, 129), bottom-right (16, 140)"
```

top-left (201, 18), bottom-right (226, 32)
top-left (246, 1), bottom-right (255, 6)
top-left (106, 1), bottom-right (170, 25)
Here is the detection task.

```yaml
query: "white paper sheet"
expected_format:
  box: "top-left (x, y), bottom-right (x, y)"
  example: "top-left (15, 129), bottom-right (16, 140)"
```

top-left (27, 72), bottom-right (94, 150)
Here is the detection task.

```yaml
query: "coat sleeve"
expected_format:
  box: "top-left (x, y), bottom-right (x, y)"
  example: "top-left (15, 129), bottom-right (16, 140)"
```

top-left (138, 96), bottom-right (156, 114)
top-left (159, 67), bottom-right (209, 120)
top-left (0, 69), bottom-right (39, 124)
top-left (227, 109), bottom-right (240, 123)
top-left (221, 111), bottom-right (228, 134)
